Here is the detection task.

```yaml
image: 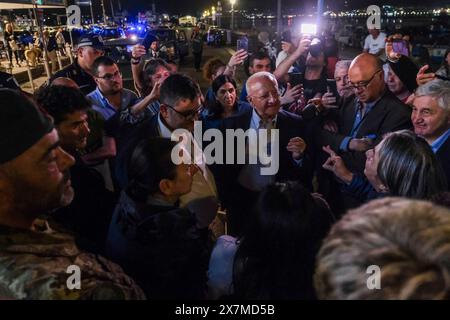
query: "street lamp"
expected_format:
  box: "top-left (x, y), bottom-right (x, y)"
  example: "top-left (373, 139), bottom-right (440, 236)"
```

top-left (212, 6), bottom-right (216, 26)
top-left (230, 0), bottom-right (236, 30)
top-left (100, 0), bottom-right (107, 24)
top-left (89, 0), bottom-right (95, 24)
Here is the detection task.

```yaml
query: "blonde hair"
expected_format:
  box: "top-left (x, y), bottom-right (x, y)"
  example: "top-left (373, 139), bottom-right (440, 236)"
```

top-left (315, 197), bottom-right (450, 300)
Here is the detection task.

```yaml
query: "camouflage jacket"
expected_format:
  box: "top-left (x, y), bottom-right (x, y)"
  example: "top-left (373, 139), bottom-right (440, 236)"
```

top-left (0, 219), bottom-right (146, 300)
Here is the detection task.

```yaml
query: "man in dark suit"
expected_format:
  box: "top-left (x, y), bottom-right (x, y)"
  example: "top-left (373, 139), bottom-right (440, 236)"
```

top-left (113, 74), bottom-right (218, 228)
top-left (313, 53), bottom-right (412, 213)
top-left (318, 53), bottom-right (413, 173)
top-left (412, 80), bottom-right (450, 188)
top-left (217, 71), bottom-right (312, 236)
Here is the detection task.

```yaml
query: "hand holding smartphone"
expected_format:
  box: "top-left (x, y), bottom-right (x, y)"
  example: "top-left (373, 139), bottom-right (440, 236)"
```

top-left (325, 79), bottom-right (341, 107)
top-left (288, 72), bottom-right (304, 87)
top-left (392, 39), bottom-right (409, 56)
top-left (237, 39), bottom-right (248, 52)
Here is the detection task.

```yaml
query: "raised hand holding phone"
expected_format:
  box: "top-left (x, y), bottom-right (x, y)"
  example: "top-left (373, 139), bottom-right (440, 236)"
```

top-left (131, 44), bottom-right (147, 60)
top-left (228, 49), bottom-right (248, 67)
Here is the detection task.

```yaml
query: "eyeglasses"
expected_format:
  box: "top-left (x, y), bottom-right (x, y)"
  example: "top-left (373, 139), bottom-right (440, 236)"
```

top-left (165, 104), bottom-right (203, 120)
top-left (251, 90), bottom-right (280, 102)
top-left (96, 70), bottom-right (122, 81)
top-left (348, 70), bottom-right (382, 90)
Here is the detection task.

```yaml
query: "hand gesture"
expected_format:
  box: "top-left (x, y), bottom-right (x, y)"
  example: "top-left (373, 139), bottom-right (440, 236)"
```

top-left (148, 80), bottom-right (162, 101)
top-left (416, 65), bottom-right (435, 86)
top-left (281, 83), bottom-right (303, 105)
top-left (287, 137), bottom-right (307, 160)
top-left (293, 38), bottom-right (311, 58)
top-left (321, 92), bottom-right (339, 110)
top-left (322, 146), bottom-right (353, 183)
top-left (132, 44), bottom-right (147, 60)
top-left (228, 49), bottom-right (248, 67)
top-left (281, 41), bottom-right (294, 54)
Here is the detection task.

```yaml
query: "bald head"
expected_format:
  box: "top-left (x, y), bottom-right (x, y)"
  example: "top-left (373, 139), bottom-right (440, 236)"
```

top-left (348, 53), bottom-right (385, 103)
top-left (350, 53), bottom-right (383, 75)
top-left (51, 77), bottom-right (79, 89)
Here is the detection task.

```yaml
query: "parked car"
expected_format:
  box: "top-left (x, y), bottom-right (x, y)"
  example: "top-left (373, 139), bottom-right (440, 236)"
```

top-left (100, 26), bottom-right (126, 40)
top-left (103, 27), bottom-right (189, 64)
top-left (206, 27), bottom-right (226, 47)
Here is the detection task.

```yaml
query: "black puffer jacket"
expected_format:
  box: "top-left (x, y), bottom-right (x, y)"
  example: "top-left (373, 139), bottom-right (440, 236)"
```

top-left (106, 191), bottom-right (209, 299)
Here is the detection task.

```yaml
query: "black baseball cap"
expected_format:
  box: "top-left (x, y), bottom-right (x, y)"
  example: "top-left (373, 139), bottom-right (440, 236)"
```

top-left (0, 89), bottom-right (54, 165)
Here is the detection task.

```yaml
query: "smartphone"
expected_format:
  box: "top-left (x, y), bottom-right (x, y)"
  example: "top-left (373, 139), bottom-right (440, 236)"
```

top-left (237, 39), bottom-right (248, 52)
top-left (327, 79), bottom-right (339, 95)
top-left (392, 39), bottom-right (409, 56)
top-left (326, 79), bottom-right (341, 105)
top-left (288, 72), bottom-right (304, 87)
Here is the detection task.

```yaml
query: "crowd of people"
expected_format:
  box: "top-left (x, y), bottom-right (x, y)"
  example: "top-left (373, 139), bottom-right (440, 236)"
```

top-left (1, 25), bottom-right (450, 300)
top-left (1, 23), bottom-right (67, 74)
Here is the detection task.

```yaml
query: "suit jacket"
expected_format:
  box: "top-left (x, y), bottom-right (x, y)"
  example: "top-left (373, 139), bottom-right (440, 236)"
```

top-left (436, 135), bottom-right (450, 188)
top-left (318, 90), bottom-right (413, 173)
top-left (216, 109), bottom-right (314, 207)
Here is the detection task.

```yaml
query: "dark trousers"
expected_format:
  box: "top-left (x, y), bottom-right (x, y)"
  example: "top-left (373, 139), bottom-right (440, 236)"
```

top-left (193, 52), bottom-right (202, 70)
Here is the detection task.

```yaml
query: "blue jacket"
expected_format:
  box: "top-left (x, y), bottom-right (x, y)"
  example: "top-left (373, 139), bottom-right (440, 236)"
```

top-left (342, 173), bottom-right (384, 203)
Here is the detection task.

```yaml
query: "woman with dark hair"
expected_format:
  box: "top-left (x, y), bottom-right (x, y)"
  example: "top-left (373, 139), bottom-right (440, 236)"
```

top-left (207, 181), bottom-right (334, 300)
top-left (322, 130), bottom-right (448, 202)
top-left (201, 74), bottom-right (252, 130)
top-left (106, 137), bottom-right (210, 299)
top-left (202, 51), bottom-right (248, 105)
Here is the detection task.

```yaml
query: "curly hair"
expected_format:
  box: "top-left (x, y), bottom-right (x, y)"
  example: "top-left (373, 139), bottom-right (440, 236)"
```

top-left (35, 85), bottom-right (90, 125)
top-left (315, 197), bottom-right (450, 300)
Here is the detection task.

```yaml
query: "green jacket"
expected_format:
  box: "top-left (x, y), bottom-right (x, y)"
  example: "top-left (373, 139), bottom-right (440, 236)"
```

top-left (0, 219), bottom-right (146, 300)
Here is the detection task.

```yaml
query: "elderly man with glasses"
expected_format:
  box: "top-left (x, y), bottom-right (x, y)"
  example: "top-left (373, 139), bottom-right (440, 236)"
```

top-left (217, 71), bottom-right (313, 236)
top-left (313, 53), bottom-right (412, 213)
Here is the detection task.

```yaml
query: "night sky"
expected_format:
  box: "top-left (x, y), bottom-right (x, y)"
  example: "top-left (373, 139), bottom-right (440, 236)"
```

top-left (116, 0), bottom-right (449, 15)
